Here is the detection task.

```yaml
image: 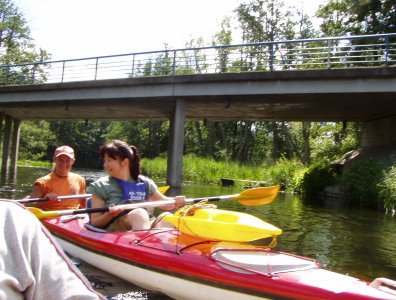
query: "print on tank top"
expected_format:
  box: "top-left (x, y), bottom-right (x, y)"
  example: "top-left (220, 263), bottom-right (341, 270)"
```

top-left (113, 177), bottom-right (147, 203)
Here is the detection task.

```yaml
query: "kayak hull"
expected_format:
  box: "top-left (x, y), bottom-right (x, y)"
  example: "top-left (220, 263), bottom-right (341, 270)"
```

top-left (42, 215), bottom-right (396, 300)
top-left (56, 237), bottom-right (270, 300)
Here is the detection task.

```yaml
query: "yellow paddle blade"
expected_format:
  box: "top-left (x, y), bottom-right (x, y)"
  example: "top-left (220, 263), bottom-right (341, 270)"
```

top-left (27, 207), bottom-right (63, 219)
top-left (158, 185), bottom-right (170, 194)
top-left (234, 185), bottom-right (280, 206)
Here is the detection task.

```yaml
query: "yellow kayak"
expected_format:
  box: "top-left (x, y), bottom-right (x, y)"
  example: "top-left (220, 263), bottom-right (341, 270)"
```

top-left (163, 208), bottom-right (282, 242)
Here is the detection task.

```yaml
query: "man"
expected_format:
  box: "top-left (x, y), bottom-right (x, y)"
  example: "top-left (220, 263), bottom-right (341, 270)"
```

top-left (26, 145), bottom-right (86, 210)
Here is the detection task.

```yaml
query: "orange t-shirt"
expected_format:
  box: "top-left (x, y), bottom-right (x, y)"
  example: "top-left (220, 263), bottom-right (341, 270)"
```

top-left (34, 171), bottom-right (86, 210)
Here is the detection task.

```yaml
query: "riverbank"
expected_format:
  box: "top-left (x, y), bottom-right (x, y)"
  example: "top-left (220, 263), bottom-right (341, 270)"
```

top-left (16, 154), bottom-right (396, 212)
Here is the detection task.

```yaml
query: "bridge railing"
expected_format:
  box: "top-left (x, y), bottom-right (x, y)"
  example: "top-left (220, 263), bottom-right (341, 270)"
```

top-left (0, 33), bottom-right (395, 86)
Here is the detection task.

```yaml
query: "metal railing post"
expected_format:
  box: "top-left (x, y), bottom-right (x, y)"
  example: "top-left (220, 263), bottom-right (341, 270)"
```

top-left (131, 54), bottom-right (135, 77)
top-left (385, 36), bottom-right (389, 66)
top-left (61, 61), bottom-right (65, 83)
top-left (269, 43), bottom-right (274, 71)
top-left (5, 66), bottom-right (9, 85)
top-left (94, 57), bottom-right (99, 80)
top-left (172, 50), bottom-right (177, 75)
top-left (327, 40), bottom-right (331, 69)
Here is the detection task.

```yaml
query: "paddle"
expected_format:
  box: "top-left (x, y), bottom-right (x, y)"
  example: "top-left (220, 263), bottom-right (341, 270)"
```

top-left (17, 194), bottom-right (92, 204)
top-left (29, 185), bottom-right (280, 219)
top-left (158, 185), bottom-right (170, 194)
top-left (18, 187), bottom-right (168, 204)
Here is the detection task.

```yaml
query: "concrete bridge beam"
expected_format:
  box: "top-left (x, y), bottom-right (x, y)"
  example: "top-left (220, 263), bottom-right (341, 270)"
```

top-left (166, 98), bottom-right (186, 188)
top-left (361, 116), bottom-right (396, 148)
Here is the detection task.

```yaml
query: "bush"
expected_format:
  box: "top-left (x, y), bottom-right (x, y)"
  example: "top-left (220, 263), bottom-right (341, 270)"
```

top-left (299, 162), bottom-right (337, 202)
top-left (267, 158), bottom-right (307, 192)
top-left (377, 165), bottom-right (396, 214)
top-left (339, 159), bottom-right (385, 208)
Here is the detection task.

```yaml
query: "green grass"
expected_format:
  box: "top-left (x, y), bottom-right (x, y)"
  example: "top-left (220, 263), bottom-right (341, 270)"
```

top-left (18, 160), bottom-right (51, 168)
top-left (18, 155), bottom-right (396, 210)
top-left (142, 154), bottom-right (306, 191)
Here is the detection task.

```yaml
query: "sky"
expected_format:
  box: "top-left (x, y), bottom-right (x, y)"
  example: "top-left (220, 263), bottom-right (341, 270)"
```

top-left (16, 0), bottom-right (324, 61)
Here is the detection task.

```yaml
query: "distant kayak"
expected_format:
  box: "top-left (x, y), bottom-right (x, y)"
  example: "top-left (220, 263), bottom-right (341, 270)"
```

top-left (220, 178), bottom-right (266, 187)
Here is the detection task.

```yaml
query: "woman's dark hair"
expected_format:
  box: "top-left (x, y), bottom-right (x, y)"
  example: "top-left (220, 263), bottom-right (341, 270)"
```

top-left (100, 140), bottom-right (141, 181)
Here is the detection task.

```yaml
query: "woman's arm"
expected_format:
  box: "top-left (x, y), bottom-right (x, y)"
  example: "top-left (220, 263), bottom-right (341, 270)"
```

top-left (89, 194), bottom-right (123, 228)
top-left (149, 191), bottom-right (186, 211)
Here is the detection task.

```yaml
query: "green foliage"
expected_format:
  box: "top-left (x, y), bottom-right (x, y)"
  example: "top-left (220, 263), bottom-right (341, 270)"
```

top-left (339, 160), bottom-right (385, 208)
top-left (48, 120), bottom-right (109, 168)
top-left (19, 121), bottom-right (55, 161)
top-left (18, 160), bottom-right (50, 168)
top-left (310, 122), bottom-right (360, 162)
top-left (299, 162), bottom-right (337, 201)
top-left (267, 157), bottom-right (307, 191)
top-left (141, 156), bottom-right (168, 180)
top-left (0, 0), bottom-right (50, 84)
top-left (317, 0), bottom-right (396, 36)
top-left (377, 165), bottom-right (396, 213)
top-left (142, 154), bottom-right (304, 192)
top-left (104, 121), bottom-right (169, 159)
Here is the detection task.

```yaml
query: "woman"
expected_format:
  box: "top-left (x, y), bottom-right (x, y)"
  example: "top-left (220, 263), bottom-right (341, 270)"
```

top-left (26, 145), bottom-right (86, 211)
top-left (88, 140), bottom-right (185, 231)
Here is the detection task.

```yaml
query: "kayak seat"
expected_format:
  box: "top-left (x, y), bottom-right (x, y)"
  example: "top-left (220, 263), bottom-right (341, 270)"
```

top-left (84, 198), bottom-right (109, 233)
top-left (86, 198), bottom-right (92, 208)
top-left (84, 223), bottom-right (109, 233)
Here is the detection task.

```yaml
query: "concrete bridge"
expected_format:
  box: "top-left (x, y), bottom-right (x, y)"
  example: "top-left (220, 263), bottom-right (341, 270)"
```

top-left (0, 33), bottom-right (395, 187)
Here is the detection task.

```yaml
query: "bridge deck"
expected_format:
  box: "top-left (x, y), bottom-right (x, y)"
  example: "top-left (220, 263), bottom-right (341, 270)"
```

top-left (0, 68), bottom-right (395, 122)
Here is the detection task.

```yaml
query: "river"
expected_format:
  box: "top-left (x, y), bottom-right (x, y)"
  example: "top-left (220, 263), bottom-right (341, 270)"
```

top-left (2, 166), bottom-right (396, 299)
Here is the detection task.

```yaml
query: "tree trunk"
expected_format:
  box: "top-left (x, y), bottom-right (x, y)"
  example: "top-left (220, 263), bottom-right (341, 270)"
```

top-left (302, 121), bottom-right (311, 165)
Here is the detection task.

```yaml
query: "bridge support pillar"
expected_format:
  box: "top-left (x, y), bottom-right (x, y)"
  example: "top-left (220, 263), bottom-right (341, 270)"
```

top-left (9, 119), bottom-right (21, 184)
top-left (338, 116), bottom-right (396, 171)
top-left (361, 116), bottom-right (396, 149)
top-left (358, 116), bottom-right (396, 165)
top-left (1, 115), bottom-right (12, 185)
top-left (166, 98), bottom-right (186, 188)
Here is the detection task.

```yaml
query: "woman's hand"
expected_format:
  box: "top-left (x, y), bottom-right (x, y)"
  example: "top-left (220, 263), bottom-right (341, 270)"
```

top-left (174, 195), bottom-right (186, 209)
top-left (150, 190), bottom-right (186, 211)
top-left (108, 204), bottom-right (123, 217)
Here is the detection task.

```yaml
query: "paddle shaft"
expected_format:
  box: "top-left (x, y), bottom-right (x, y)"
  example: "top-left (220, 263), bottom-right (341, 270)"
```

top-left (47, 195), bottom-right (239, 217)
top-left (29, 186), bottom-right (280, 219)
top-left (17, 194), bottom-right (92, 204)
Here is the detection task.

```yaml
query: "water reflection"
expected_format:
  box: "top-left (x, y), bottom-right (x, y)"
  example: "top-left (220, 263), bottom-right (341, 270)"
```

top-left (2, 166), bottom-right (396, 295)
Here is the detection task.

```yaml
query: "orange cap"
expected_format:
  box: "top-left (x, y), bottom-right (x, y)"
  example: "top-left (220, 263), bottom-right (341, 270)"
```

top-left (54, 145), bottom-right (75, 159)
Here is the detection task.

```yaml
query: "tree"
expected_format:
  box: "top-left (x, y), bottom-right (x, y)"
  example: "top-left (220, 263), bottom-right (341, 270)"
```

top-left (212, 17), bottom-right (233, 73)
top-left (0, 0), bottom-right (50, 85)
top-left (48, 120), bottom-right (109, 168)
top-left (19, 121), bottom-right (55, 161)
top-left (317, 0), bottom-right (396, 35)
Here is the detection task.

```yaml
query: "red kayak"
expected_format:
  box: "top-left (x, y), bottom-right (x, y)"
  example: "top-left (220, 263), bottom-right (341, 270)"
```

top-left (41, 214), bottom-right (396, 300)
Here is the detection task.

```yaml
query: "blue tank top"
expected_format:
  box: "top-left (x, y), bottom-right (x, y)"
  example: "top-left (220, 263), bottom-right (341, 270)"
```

top-left (112, 176), bottom-right (149, 204)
